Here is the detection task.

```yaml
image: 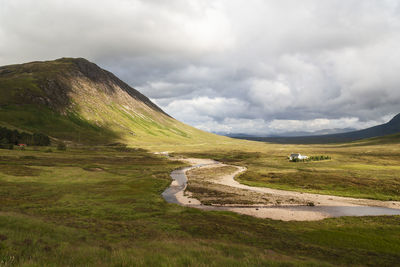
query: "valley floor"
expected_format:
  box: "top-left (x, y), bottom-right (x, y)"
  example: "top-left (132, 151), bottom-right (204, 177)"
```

top-left (166, 137), bottom-right (400, 202)
top-left (168, 157), bottom-right (400, 221)
top-left (0, 141), bottom-right (399, 266)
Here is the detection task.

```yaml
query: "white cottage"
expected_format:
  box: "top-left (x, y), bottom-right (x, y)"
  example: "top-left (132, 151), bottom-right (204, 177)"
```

top-left (289, 153), bottom-right (308, 161)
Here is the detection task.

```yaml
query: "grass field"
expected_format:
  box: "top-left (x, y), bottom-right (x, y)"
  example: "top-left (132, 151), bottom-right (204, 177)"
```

top-left (0, 143), bottom-right (400, 266)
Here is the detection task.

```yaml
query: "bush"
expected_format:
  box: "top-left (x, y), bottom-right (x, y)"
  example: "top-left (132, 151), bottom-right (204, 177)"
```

top-left (57, 142), bottom-right (67, 151)
top-left (0, 144), bottom-right (14, 150)
top-left (113, 144), bottom-right (138, 152)
top-left (0, 126), bottom-right (50, 146)
top-left (20, 155), bottom-right (36, 159)
top-left (308, 155), bottom-right (331, 162)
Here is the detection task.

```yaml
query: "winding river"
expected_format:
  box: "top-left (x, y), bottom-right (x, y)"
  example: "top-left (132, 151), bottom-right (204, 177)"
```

top-left (162, 159), bottom-right (400, 221)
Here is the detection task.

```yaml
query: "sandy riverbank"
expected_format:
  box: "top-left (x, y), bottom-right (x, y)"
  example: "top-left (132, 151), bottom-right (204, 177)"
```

top-left (166, 157), bottom-right (400, 221)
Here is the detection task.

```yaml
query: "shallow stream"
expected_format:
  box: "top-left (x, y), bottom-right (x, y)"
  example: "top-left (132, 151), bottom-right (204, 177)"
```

top-left (162, 164), bottom-right (400, 219)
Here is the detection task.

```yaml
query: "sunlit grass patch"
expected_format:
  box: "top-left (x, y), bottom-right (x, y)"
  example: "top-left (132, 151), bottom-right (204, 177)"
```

top-left (172, 140), bottom-right (400, 201)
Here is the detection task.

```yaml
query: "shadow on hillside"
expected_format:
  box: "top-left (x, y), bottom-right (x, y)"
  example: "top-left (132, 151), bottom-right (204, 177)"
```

top-left (0, 104), bottom-right (120, 145)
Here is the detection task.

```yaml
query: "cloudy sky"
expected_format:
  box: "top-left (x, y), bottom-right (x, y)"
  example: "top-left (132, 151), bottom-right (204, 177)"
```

top-left (1, 0), bottom-right (399, 135)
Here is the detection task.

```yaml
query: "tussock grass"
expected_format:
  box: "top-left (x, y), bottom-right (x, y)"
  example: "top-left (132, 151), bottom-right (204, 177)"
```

top-left (0, 146), bottom-right (400, 266)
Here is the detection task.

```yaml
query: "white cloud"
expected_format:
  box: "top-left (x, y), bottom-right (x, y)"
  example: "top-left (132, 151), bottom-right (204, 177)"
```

top-left (0, 0), bottom-right (234, 63)
top-left (162, 97), bottom-right (250, 122)
top-left (268, 117), bottom-right (380, 133)
top-left (248, 79), bottom-right (293, 112)
top-left (1, 0), bottom-right (400, 135)
top-left (195, 118), bottom-right (269, 134)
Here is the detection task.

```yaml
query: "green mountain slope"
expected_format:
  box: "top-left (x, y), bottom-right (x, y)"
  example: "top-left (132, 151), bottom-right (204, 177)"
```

top-left (0, 58), bottom-right (225, 145)
top-left (349, 132), bottom-right (400, 146)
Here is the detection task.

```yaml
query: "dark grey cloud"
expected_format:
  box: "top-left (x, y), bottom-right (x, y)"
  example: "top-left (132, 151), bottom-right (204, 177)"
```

top-left (1, 0), bottom-right (400, 134)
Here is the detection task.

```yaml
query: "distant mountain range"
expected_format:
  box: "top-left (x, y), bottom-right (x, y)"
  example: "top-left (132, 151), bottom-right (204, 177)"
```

top-left (230, 114), bottom-right (400, 144)
top-left (224, 127), bottom-right (357, 138)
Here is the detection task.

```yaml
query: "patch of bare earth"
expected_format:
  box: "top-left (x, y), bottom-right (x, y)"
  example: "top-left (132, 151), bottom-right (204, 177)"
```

top-left (186, 165), bottom-right (307, 206)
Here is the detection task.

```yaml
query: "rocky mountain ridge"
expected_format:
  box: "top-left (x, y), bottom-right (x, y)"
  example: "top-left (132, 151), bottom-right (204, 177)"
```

top-left (0, 58), bottom-right (220, 145)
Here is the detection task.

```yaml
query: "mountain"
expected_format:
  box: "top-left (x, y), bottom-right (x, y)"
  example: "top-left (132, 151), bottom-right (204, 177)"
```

top-left (233, 114), bottom-right (400, 144)
top-left (224, 133), bottom-right (258, 138)
top-left (222, 127), bottom-right (357, 139)
top-left (310, 127), bottom-right (357, 136)
top-left (267, 127), bottom-right (357, 137)
top-left (0, 58), bottom-right (221, 145)
top-left (228, 127), bottom-right (357, 138)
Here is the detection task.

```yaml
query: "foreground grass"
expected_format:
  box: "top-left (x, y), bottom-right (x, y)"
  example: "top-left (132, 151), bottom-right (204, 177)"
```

top-left (0, 146), bottom-right (399, 266)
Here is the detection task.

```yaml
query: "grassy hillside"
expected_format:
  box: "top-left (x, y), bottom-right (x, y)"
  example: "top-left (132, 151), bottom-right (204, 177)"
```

top-left (350, 132), bottom-right (400, 146)
top-left (0, 58), bottom-right (226, 145)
